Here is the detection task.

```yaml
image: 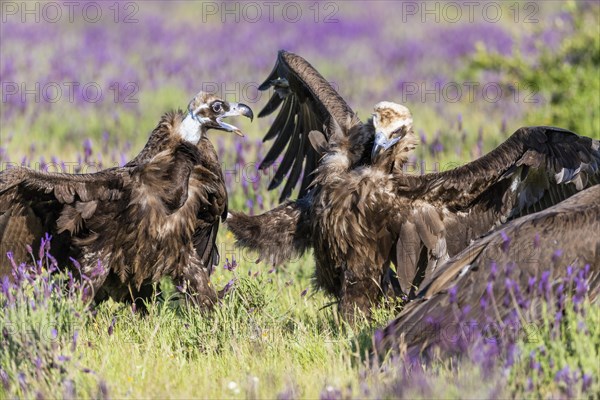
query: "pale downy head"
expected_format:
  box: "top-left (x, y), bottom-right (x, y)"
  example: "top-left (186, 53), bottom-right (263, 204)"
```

top-left (371, 102), bottom-right (413, 161)
top-left (179, 91), bottom-right (254, 143)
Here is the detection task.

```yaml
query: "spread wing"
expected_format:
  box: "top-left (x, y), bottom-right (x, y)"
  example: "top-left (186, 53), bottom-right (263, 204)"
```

top-left (258, 50), bottom-right (363, 201)
top-left (0, 167), bottom-right (125, 204)
top-left (0, 141), bottom-right (202, 273)
top-left (376, 184), bottom-right (600, 356)
top-left (391, 126), bottom-right (600, 293)
top-left (0, 167), bottom-right (127, 272)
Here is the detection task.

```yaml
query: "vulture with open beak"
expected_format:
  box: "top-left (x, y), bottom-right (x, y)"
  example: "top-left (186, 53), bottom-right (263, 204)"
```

top-left (374, 184), bottom-right (600, 357)
top-left (0, 91), bottom-right (253, 310)
top-left (227, 50), bottom-right (600, 320)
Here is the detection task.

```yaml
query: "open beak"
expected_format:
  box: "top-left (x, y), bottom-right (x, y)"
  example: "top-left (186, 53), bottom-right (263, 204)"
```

top-left (217, 103), bottom-right (254, 136)
top-left (371, 131), bottom-right (402, 161)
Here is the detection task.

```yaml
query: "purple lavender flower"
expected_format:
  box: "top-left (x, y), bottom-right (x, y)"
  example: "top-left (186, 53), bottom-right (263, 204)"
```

top-left (529, 350), bottom-right (541, 374)
top-left (97, 380), bottom-right (109, 399)
top-left (246, 199), bottom-right (254, 214)
top-left (554, 311), bottom-right (563, 325)
top-left (108, 317), bottom-right (116, 336)
top-left (565, 266), bottom-right (574, 283)
top-left (71, 331), bottom-right (79, 351)
top-left (490, 261), bottom-right (498, 280)
top-left (500, 231), bottom-right (511, 253)
top-left (429, 131), bottom-right (444, 157)
top-left (527, 276), bottom-right (537, 294)
top-left (582, 373), bottom-right (593, 392)
top-left (552, 249), bottom-right (563, 263)
top-left (555, 365), bottom-right (572, 385)
top-left (573, 274), bottom-right (589, 309)
top-left (486, 281), bottom-right (494, 298)
top-left (419, 130), bottom-right (427, 145)
top-left (6, 251), bottom-right (16, 269)
top-left (222, 279), bottom-right (236, 295)
top-left (63, 379), bottom-right (75, 398)
top-left (91, 260), bottom-right (105, 278)
top-left (1, 276), bottom-right (11, 296)
top-left (539, 271), bottom-right (552, 301)
top-left (223, 257), bottom-right (238, 272)
top-left (504, 342), bottom-right (517, 368)
top-left (0, 368), bottom-right (9, 390)
top-left (449, 285), bottom-right (458, 304)
top-left (476, 128), bottom-right (484, 157)
top-left (479, 291), bottom-right (488, 311)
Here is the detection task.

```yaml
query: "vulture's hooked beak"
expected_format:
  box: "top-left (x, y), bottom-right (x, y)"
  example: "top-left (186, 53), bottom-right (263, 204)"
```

top-left (371, 131), bottom-right (402, 161)
top-left (217, 103), bottom-right (254, 136)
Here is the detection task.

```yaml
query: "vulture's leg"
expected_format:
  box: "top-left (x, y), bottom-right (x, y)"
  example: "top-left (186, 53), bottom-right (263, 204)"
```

top-left (83, 264), bottom-right (111, 305)
top-left (380, 260), bottom-right (404, 298)
top-left (313, 257), bottom-right (343, 298)
top-left (177, 261), bottom-right (217, 310)
top-left (92, 275), bottom-right (160, 315)
top-left (338, 268), bottom-right (381, 323)
top-left (129, 282), bottom-right (162, 314)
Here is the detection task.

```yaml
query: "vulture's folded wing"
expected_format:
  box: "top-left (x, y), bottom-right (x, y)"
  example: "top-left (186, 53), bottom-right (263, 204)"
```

top-left (130, 141), bottom-right (203, 213)
top-left (391, 126), bottom-right (599, 293)
top-left (258, 50), bottom-right (362, 201)
top-left (188, 161), bottom-right (229, 271)
top-left (376, 184), bottom-right (600, 356)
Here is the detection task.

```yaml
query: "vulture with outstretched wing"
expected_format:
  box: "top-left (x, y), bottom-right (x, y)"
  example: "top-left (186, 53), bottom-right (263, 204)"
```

top-left (227, 50), bottom-right (600, 320)
top-left (0, 91), bottom-right (253, 310)
top-left (374, 184), bottom-right (600, 357)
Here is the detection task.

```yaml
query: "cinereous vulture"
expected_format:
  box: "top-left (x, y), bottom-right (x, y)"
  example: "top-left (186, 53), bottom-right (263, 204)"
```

top-left (0, 91), bottom-right (253, 310)
top-left (227, 50), bottom-right (599, 320)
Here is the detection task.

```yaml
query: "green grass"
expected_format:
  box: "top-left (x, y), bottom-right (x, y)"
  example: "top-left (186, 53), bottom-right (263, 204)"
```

top-left (2, 255), bottom-right (598, 398)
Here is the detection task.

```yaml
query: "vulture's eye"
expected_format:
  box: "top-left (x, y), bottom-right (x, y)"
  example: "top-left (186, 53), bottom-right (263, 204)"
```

top-left (212, 102), bottom-right (223, 113)
top-left (392, 126), bottom-right (406, 136)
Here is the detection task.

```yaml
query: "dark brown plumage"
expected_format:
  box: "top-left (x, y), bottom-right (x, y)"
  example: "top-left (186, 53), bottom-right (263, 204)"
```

top-left (374, 184), bottom-right (600, 356)
top-left (0, 91), bottom-right (253, 310)
top-left (228, 50), bottom-right (600, 321)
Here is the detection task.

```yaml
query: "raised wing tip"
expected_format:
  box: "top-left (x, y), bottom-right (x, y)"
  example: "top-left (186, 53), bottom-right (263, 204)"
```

top-left (259, 50), bottom-right (296, 91)
top-left (258, 160), bottom-right (270, 170)
top-left (257, 107), bottom-right (274, 118)
top-left (258, 80), bottom-right (273, 91)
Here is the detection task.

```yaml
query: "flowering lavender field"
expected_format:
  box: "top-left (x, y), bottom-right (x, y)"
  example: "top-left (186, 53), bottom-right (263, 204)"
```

top-left (1, 1), bottom-right (599, 398)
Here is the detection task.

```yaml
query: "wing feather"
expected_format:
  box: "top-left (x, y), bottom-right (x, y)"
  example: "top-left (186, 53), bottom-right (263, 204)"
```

top-left (391, 126), bottom-right (600, 294)
top-left (258, 50), bottom-right (361, 201)
top-left (396, 127), bottom-right (599, 212)
top-left (377, 185), bottom-right (600, 356)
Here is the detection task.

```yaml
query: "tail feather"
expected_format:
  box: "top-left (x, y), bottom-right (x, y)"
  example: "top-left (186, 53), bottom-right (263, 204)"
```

top-left (227, 199), bottom-right (311, 266)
